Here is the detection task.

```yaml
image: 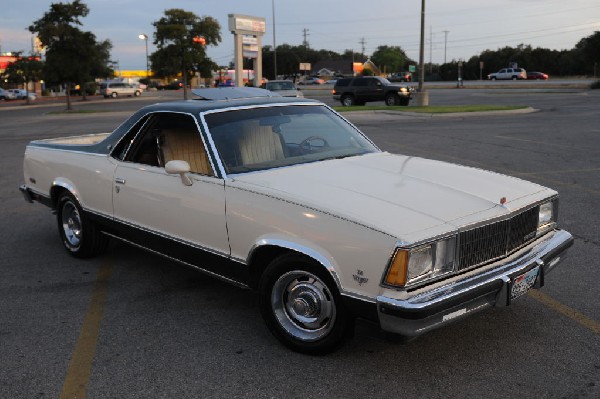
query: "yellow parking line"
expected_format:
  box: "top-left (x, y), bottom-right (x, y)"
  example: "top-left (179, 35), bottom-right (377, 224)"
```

top-left (528, 290), bottom-right (600, 335)
top-left (60, 258), bottom-right (113, 399)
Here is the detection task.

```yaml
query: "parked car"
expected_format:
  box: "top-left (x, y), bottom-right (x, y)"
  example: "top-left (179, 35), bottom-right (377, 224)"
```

top-left (261, 80), bottom-right (303, 98)
top-left (99, 81), bottom-right (142, 98)
top-left (527, 72), bottom-right (549, 80)
top-left (8, 89), bottom-right (36, 100)
top-left (487, 68), bottom-right (527, 80)
top-left (389, 71), bottom-right (412, 82)
top-left (333, 76), bottom-right (412, 106)
top-left (0, 88), bottom-right (17, 101)
top-left (20, 87), bottom-right (573, 354)
top-left (298, 77), bottom-right (325, 85)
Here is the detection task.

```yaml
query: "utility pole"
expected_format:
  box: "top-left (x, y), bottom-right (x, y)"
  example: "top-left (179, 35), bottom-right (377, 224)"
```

top-left (359, 37), bottom-right (366, 58)
top-left (302, 28), bottom-right (310, 48)
top-left (443, 30), bottom-right (449, 64)
top-left (429, 25), bottom-right (433, 73)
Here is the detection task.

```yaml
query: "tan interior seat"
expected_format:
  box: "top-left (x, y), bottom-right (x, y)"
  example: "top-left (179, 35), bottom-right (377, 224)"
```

top-left (161, 129), bottom-right (213, 176)
top-left (237, 121), bottom-right (285, 165)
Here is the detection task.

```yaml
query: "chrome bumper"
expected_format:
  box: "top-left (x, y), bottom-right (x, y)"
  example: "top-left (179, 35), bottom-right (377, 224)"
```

top-left (377, 229), bottom-right (573, 336)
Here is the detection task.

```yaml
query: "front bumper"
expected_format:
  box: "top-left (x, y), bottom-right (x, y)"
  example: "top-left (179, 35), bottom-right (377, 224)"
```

top-left (377, 229), bottom-right (573, 336)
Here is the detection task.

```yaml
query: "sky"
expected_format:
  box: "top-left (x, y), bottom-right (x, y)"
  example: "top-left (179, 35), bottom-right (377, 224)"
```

top-left (1, 0), bottom-right (599, 70)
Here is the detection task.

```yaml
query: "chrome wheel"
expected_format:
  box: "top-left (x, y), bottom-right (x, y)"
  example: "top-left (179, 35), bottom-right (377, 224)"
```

top-left (271, 270), bottom-right (336, 342)
top-left (61, 200), bottom-right (82, 248)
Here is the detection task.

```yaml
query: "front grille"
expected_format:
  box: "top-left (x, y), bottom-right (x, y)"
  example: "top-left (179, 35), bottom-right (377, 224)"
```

top-left (457, 206), bottom-right (539, 270)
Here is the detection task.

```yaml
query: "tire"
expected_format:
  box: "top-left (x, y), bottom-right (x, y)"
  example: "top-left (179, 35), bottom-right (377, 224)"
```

top-left (111, 92), bottom-right (118, 98)
top-left (399, 97), bottom-right (410, 106)
top-left (340, 94), bottom-right (355, 106)
top-left (134, 90), bottom-right (141, 97)
top-left (56, 192), bottom-right (108, 258)
top-left (259, 253), bottom-right (353, 355)
top-left (385, 93), bottom-right (400, 106)
top-left (491, 77), bottom-right (496, 81)
top-left (512, 76), bottom-right (518, 80)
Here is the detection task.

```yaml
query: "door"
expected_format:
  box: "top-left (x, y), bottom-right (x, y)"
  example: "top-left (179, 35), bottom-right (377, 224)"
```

top-left (111, 112), bottom-right (230, 259)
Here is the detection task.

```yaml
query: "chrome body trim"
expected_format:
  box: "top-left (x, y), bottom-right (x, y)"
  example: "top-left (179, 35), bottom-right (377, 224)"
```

top-left (376, 229), bottom-right (573, 336)
top-left (102, 232), bottom-right (250, 289)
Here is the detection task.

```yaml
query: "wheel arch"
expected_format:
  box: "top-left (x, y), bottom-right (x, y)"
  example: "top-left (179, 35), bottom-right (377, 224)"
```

top-left (247, 239), bottom-right (341, 292)
top-left (50, 178), bottom-right (81, 209)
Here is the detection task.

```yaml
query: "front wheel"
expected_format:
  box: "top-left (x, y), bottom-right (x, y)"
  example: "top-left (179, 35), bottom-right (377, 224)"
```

top-left (259, 254), bottom-right (353, 354)
top-left (134, 90), bottom-right (141, 97)
top-left (57, 192), bottom-right (108, 258)
top-left (111, 92), bottom-right (118, 98)
top-left (385, 93), bottom-right (400, 106)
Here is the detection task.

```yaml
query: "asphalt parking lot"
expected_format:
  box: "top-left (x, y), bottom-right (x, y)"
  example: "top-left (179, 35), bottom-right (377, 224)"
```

top-left (1, 87), bottom-right (599, 398)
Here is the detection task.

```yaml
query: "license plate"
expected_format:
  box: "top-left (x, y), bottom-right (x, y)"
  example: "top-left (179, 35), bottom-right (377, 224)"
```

top-left (510, 266), bottom-right (539, 301)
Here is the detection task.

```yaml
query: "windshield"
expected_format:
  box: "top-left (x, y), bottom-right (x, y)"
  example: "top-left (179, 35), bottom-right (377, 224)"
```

top-left (204, 104), bottom-right (379, 174)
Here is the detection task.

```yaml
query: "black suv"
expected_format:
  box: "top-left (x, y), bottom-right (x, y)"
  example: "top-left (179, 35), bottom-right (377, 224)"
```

top-left (332, 76), bottom-right (412, 106)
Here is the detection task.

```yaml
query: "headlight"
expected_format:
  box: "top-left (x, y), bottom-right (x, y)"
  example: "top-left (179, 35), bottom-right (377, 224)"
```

top-left (385, 236), bottom-right (456, 287)
top-left (399, 87), bottom-right (408, 93)
top-left (538, 200), bottom-right (556, 230)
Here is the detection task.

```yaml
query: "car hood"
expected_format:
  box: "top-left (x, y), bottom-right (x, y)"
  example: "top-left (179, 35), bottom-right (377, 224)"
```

top-left (232, 152), bottom-right (552, 242)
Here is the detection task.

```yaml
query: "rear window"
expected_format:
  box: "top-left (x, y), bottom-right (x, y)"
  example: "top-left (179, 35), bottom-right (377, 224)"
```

top-left (334, 78), bottom-right (352, 87)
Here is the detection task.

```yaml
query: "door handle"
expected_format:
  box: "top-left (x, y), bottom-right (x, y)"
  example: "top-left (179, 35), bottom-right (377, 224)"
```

top-left (115, 178), bottom-right (126, 184)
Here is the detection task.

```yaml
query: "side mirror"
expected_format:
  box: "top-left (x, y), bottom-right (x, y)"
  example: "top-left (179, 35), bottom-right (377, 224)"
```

top-left (165, 160), bottom-right (193, 186)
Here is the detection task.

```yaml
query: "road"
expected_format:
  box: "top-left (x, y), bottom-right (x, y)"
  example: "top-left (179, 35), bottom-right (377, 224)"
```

top-left (1, 88), bottom-right (599, 399)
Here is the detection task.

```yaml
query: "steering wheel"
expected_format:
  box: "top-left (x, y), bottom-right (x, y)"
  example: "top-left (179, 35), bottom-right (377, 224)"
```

top-left (298, 136), bottom-right (330, 153)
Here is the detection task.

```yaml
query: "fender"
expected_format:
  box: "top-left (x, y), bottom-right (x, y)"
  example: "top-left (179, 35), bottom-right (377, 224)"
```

top-left (247, 236), bottom-right (343, 292)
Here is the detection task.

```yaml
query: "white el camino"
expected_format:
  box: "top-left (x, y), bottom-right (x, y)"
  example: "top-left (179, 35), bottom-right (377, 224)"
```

top-left (20, 88), bottom-right (573, 354)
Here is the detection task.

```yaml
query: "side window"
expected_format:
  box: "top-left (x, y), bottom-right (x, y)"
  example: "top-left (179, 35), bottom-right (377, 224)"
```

top-left (353, 79), bottom-right (368, 87)
top-left (124, 113), bottom-right (214, 176)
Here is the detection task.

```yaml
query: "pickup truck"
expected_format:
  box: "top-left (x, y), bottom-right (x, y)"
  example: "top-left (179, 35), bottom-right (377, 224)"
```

top-left (19, 87), bottom-right (573, 354)
top-left (333, 76), bottom-right (412, 106)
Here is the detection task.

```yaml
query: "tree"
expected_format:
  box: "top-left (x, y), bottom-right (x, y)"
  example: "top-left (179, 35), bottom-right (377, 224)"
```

top-left (371, 45), bottom-right (409, 74)
top-left (3, 54), bottom-right (44, 105)
top-left (29, 0), bottom-right (113, 109)
top-left (574, 31), bottom-right (600, 76)
top-left (151, 9), bottom-right (221, 99)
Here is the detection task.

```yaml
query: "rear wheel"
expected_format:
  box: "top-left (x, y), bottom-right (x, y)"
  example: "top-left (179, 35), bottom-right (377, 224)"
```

top-left (259, 253), bottom-right (353, 355)
top-left (56, 192), bottom-right (108, 258)
top-left (111, 92), bottom-right (118, 98)
top-left (340, 94), bottom-right (355, 106)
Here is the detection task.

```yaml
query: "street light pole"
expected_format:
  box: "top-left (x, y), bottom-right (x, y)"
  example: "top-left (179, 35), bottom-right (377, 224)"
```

top-left (272, 0), bottom-right (277, 79)
top-left (138, 34), bottom-right (149, 79)
top-left (417, 0), bottom-right (429, 105)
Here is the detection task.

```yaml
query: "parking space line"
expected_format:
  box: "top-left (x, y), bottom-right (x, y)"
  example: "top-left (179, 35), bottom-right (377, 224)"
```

top-left (528, 290), bottom-right (600, 335)
top-left (60, 258), bottom-right (113, 399)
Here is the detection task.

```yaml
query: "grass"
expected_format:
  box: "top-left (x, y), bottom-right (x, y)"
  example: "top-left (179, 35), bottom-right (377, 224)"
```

top-left (333, 104), bottom-right (528, 113)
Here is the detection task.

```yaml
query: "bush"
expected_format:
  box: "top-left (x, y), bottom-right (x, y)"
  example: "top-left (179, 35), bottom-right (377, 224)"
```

top-left (591, 80), bottom-right (600, 89)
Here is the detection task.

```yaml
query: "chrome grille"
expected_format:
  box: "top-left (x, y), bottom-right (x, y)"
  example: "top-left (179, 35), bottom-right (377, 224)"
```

top-left (457, 206), bottom-right (539, 270)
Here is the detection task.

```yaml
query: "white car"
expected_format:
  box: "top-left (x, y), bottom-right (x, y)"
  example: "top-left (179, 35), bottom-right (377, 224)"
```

top-left (260, 80), bottom-right (304, 98)
top-left (8, 89), bottom-right (36, 100)
top-left (0, 88), bottom-right (17, 100)
top-left (20, 87), bottom-right (573, 354)
top-left (488, 68), bottom-right (527, 80)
